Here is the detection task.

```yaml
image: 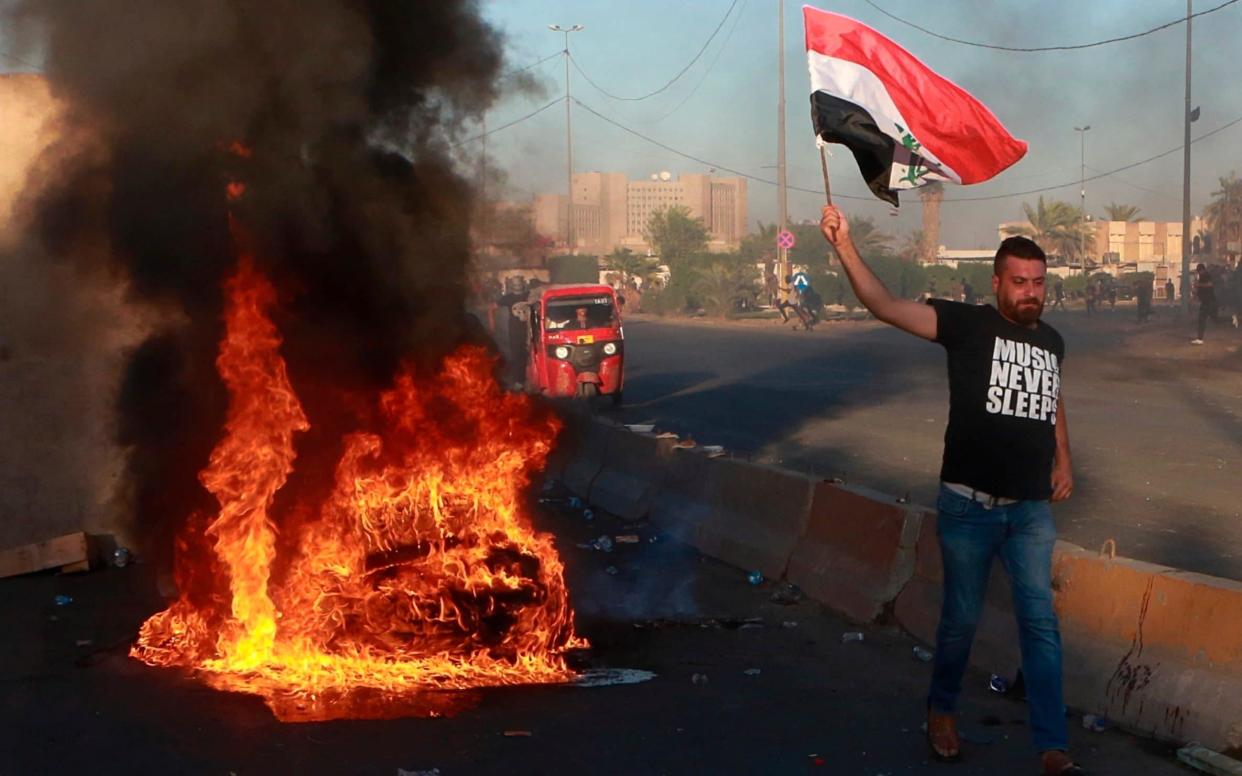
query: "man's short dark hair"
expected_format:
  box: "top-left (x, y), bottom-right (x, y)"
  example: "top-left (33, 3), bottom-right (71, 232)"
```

top-left (994, 236), bottom-right (1046, 275)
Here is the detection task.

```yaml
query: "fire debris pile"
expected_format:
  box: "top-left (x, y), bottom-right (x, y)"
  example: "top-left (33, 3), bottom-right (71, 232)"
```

top-left (2, 0), bottom-right (580, 718)
top-left (131, 257), bottom-right (583, 718)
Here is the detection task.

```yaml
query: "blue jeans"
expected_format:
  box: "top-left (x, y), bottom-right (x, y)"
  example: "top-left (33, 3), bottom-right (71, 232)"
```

top-left (927, 484), bottom-right (1067, 753)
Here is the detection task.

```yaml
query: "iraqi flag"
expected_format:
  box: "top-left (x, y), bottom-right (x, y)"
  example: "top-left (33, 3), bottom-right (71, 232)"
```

top-left (804, 6), bottom-right (1027, 206)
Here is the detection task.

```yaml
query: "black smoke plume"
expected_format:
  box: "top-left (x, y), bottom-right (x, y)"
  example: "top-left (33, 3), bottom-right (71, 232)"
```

top-left (6, 0), bottom-right (514, 568)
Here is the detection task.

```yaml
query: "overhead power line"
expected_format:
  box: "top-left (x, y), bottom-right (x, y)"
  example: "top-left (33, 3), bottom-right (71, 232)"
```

top-left (641, 0), bottom-right (750, 124)
top-left (572, 97), bottom-right (874, 201)
top-left (945, 112), bottom-right (1242, 202)
top-left (569, 0), bottom-right (740, 101)
top-left (453, 96), bottom-right (563, 148)
top-left (862, 0), bottom-right (1240, 53)
top-left (574, 96), bottom-right (1242, 207)
top-left (0, 49), bottom-right (40, 70)
top-left (502, 50), bottom-right (562, 79)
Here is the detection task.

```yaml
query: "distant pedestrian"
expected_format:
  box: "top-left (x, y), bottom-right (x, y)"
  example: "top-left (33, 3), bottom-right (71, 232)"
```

top-left (764, 269), bottom-right (780, 308)
top-left (777, 275), bottom-right (814, 329)
top-left (1135, 278), bottom-right (1153, 323)
top-left (1107, 284), bottom-right (1117, 310)
top-left (963, 280), bottom-right (976, 305)
top-left (1049, 279), bottom-right (1065, 310)
top-left (1232, 265), bottom-right (1242, 328)
top-left (1192, 263), bottom-right (1217, 345)
top-left (1085, 283), bottom-right (1097, 317)
top-left (1165, 278), bottom-right (1176, 305)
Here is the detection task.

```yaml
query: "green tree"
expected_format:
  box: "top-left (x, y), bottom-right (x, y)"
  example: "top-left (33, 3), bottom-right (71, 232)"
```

top-left (693, 255), bottom-right (760, 318)
top-left (785, 217), bottom-right (891, 272)
top-left (603, 247), bottom-right (659, 287)
top-left (1205, 172), bottom-right (1242, 256)
top-left (1004, 196), bottom-right (1093, 264)
top-left (738, 221), bottom-right (779, 264)
top-left (645, 205), bottom-right (709, 266)
top-left (899, 229), bottom-right (925, 262)
top-left (1102, 202), bottom-right (1142, 222)
top-left (848, 216), bottom-right (894, 256)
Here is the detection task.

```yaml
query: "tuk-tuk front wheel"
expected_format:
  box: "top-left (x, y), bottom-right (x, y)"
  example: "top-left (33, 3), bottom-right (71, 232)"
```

top-left (578, 382), bottom-right (599, 399)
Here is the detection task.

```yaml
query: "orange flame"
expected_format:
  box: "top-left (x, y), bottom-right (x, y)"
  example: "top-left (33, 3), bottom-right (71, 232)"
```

top-left (131, 258), bottom-right (582, 720)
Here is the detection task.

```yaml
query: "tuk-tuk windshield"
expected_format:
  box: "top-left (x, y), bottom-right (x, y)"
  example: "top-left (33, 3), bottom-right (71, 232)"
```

top-left (544, 295), bottom-right (616, 331)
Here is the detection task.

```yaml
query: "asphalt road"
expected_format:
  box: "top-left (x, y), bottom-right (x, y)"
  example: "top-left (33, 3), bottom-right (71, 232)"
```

top-left (1, 498), bottom-right (1189, 775)
top-left (612, 303), bottom-right (1242, 581)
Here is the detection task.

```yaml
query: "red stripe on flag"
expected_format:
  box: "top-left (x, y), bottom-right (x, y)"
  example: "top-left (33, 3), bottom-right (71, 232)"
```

top-left (803, 6), bottom-right (1026, 185)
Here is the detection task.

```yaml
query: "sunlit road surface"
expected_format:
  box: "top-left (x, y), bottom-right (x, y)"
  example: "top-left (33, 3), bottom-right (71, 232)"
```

top-left (615, 304), bottom-right (1242, 580)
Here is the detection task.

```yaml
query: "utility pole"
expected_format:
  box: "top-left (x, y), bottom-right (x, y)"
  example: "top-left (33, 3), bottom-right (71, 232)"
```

top-left (550, 24), bottom-right (584, 253)
top-left (1074, 125), bottom-right (1090, 275)
top-left (777, 1), bottom-right (790, 288)
top-left (1181, 0), bottom-right (1193, 312)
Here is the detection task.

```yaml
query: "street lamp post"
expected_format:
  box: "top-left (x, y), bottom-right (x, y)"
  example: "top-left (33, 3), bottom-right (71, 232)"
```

top-left (1074, 125), bottom-right (1091, 275)
top-left (549, 24), bottom-right (584, 253)
top-left (1181, 0), bottom-right (1193, 313)
top-left (777, 3), bottom-right (789, 288)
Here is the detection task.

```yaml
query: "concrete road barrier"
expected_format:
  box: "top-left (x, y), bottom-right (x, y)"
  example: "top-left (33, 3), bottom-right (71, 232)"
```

top-left (550, 420), bottom-right (1242, 752)
top-left (647, 445), bottom-right (714, 542)
top-left (587, 426), bottom-right (674, 522)
top-left (1053, 547), bottom-right (1242, 752)
top-left (558, 416), bottom-right (612, 499)
top-left (895, 513), bottom-right (1242, 753)
top-left (786, 482), bottom-right (925, 623)
top-left (687, 459), bottom-right (815, 581)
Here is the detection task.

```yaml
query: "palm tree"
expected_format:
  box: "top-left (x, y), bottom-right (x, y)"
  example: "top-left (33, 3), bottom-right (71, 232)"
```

top-left (1205, 173), bottom-right (1242, 257)
top-left (1102, 203), bottom-right (1142, 222)
top-left (1004, 196), bottom-right (1094, 269)
top-left (693, 260), bottom-right (758, 318)
top-left (847, 216), bottom-right (893, 257)
top-left (900, 229), bottom-right (925, 262)
top-left (604, 247), bottom-right (659, 287)
top-left (919, 182), bottom-right (944, 263)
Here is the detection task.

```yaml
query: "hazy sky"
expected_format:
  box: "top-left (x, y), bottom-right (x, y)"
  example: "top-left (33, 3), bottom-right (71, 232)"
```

top-left (3, 2), bottom-right (1240, 248)
top-left (480, 0), bottom-right (1242, 247)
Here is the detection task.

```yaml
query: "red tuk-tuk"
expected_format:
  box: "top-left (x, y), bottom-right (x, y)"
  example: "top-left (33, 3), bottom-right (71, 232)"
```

top-left (518, 284), bottom-right (624, 404)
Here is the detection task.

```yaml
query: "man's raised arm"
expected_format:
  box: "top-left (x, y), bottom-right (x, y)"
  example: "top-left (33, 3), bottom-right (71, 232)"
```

top-left (819, 205), bottom-right (937, 341)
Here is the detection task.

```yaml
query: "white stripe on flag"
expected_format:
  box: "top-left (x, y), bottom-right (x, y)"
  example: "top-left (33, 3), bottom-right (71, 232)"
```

top-left (808, 50), bottom-right (961, 188)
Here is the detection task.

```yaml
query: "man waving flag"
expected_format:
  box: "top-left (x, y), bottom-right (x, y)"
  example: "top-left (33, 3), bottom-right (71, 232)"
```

top-left (804, 6), bottom-right (1027, 205)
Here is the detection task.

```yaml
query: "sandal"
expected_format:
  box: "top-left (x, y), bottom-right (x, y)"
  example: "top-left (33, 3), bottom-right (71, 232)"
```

top-left (926, 707), bottom-right (961, 762)
top-left (1041, 749), bottom-right (1085, 775)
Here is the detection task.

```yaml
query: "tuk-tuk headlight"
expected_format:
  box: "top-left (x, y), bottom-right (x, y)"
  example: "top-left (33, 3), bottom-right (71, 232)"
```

top-left (554, 346), bottom-right (570, 359)
top-left (602, 342), bottom-right (618, 356)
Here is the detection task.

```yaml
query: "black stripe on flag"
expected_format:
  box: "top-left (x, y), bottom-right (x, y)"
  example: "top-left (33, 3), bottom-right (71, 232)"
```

top-left (810, 91), bottom-right (903, 206)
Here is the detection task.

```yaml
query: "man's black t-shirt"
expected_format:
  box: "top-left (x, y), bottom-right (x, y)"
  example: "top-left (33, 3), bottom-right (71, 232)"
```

top-left (929, 300), bottom-right (1065, 500)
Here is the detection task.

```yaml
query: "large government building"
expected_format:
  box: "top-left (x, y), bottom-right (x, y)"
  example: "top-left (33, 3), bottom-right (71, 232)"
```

top-left (533, 171), bottom-right (748, 255)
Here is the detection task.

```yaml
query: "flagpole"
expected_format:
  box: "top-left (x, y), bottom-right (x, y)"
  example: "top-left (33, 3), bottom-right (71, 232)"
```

top-left (819, 145), bottom-right (833, 205)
